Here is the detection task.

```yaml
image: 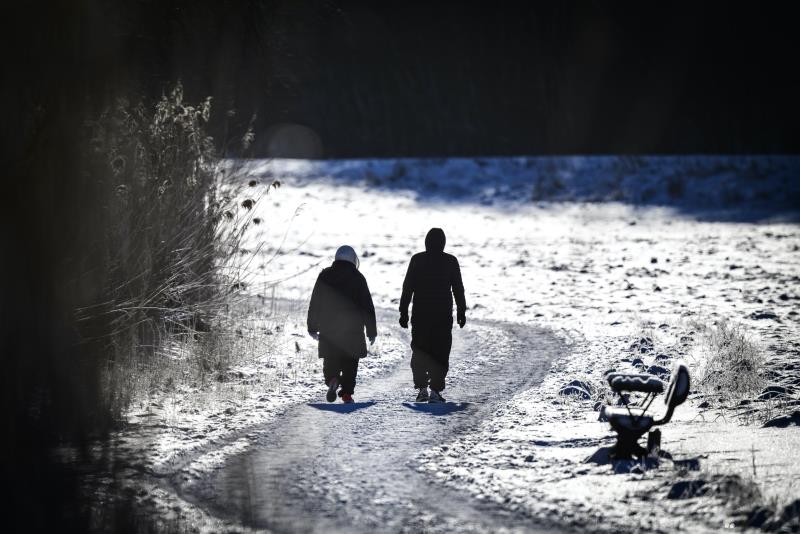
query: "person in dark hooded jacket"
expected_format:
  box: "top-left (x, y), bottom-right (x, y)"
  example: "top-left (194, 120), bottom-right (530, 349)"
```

top-left (399, 228), bottom-right (466, 403)
top-left (308, 245), bottom-right (377, 403)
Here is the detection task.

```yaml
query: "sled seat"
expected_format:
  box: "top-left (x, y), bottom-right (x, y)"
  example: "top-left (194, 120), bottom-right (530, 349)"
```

top-left (603, 407), bottom-right (653, 433)
top-left (603, 362), bottom-right (691, 459)
top-left (606, 373), bottom-right (664, 394)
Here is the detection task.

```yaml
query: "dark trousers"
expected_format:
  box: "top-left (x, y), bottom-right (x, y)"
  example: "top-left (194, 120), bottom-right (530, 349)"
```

top-left (323, 354), bottom-right (359, 395)
top-left (410, 319), bottom-right (452, 392)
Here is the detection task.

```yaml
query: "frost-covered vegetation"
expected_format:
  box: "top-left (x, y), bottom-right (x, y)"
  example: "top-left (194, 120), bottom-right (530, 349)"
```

top-left (77, 85), bottom-right (270, 420)
top-left (698, 320), bottom-right (765, 402)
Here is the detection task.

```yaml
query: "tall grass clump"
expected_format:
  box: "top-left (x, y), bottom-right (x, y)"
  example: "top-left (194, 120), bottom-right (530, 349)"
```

top-left (698, 320), bottom-right (765, 401)
top-left (78, 84), bottom-right (253, 418)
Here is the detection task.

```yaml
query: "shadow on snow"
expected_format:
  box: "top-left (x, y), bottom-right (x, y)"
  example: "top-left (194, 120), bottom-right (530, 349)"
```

top-left (236, 155), bottom-right (800, 222)
top-left (307, 401), bottom-right (377, 413)
top-left (401, 401), bottom-right (471, 416)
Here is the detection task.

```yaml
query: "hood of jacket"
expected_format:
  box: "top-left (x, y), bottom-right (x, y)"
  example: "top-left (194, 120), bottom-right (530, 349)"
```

top-left (332, 259), bottom-right (358, 271)
top-left (424, 228), bottom-right (446, 253)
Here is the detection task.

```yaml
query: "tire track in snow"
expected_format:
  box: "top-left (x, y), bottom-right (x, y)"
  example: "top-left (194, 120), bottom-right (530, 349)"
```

top-left (176, 310), bottom-right (566, 533)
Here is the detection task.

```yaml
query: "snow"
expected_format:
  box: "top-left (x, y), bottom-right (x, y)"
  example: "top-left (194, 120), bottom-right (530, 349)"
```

top-left (226, 155), bottom-right (799, 531)
top-left (231, 155), bottom-right (800, 211)
top-left (87, 155), bottom-right (800, 531)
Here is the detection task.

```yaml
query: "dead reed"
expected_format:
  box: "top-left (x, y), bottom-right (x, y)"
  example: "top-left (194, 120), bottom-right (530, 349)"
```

top-left (76, 84), bottom-right (270, 421)
top-left (698, 320), bottom-right (764, 402)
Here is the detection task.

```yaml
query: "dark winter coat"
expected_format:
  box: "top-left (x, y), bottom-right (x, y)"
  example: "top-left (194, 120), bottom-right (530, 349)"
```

top-left (399, 228), bottom-right (466, 325)
top-left (307, 260), bottom-right (377, 359)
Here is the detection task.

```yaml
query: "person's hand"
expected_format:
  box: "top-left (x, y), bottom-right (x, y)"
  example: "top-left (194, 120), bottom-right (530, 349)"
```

top-left (308, 331), bottom-right (320, 340)
top-left (457, 314), bottom-right (466, 329)
top-left (368, 335), bottom-right (376, 345)
top-left (399, 315), bottom-right (409, 329)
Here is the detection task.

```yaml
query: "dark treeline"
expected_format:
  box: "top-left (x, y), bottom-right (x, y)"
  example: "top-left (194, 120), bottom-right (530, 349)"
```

top-left (1, 1), bottom-right (797, 531)
top-left (259, 1), bottom-right (800, 156)
top-left (90, 1), bottom-right (800, 157)
top-left (8, 2), bottom-right (799, 159)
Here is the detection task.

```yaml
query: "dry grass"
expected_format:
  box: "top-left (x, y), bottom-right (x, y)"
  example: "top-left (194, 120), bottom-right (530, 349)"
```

top-left (101, 298), bottom-right (278, 417)
top-left (75, 84), bottom-right (279, 422)
top-left (698, 320), bottom-right (765, 402)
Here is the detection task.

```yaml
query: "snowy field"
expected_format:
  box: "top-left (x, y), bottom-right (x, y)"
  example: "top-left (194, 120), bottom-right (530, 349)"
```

top-left (230, 156), bottom-right (800, 532)
top-left (89, 156), bottom-right (799, 532)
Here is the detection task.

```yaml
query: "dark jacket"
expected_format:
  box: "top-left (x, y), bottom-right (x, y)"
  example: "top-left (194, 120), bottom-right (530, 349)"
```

top-left (307, 260), bottom-right (377, 359)
top-left (400, 228), bottom-right (466, 324)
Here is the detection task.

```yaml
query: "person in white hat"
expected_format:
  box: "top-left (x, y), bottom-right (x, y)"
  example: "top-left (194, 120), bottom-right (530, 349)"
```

top-left (307, 245), bottom-right (377, 403)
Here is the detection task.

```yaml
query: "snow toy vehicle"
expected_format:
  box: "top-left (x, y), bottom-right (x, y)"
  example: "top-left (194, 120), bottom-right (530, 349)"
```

top-left (602, 361), bottom-right (690, 459)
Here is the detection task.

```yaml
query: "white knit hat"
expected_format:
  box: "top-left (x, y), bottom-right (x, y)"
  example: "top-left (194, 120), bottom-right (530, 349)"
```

top-left (335, 245), bottom-right (360, 269)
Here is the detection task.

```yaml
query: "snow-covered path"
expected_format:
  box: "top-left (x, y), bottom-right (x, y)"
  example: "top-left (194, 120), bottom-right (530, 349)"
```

top-left (175, 311), bottom-right (565, 533)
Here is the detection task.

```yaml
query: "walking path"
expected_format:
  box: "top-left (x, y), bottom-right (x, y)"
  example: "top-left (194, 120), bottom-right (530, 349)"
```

top-left (172, 313), bottom-right (565, 533)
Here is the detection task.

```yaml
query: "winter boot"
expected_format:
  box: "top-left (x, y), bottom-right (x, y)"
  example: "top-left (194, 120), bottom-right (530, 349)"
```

top-left (429, 389), bottom-right (446, 403)
top-left (326, 377), bottom-right (339, 403)
top-left (416, 387), bottom-right (429, 402)
top-left (341, 393), bottom-right (354, 404)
